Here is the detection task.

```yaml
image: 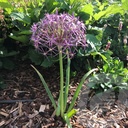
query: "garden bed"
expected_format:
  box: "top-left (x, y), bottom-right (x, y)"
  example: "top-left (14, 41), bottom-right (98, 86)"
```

top-left (0, 62), bottom-right (128, 128)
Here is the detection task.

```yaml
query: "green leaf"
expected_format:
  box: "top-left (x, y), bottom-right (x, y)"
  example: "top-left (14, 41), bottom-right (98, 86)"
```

top-left (103, 64), bottom-right (109, 72)
top-left (91, 52), bottom-right (108, 64)
top-left (122, 0), bottom-right (128, 10)
top-left (0, 1), bottom-right (13, 14)
top-left (0, 38), bottom-right (4, 43)
top-left (41, 56), bottom-right (58, 68)
top-left (64, 114), bottom-right (72, 128)
top-left (0, 61), bottom-right (2, 68)
top-left (56, 98), bottom-right (61, 116)
top-left (0, 2), bottom-right (13, 8)
top-left (93, 4), bottom-right (124, 21)
top-left (41, 58), bottom-right (53, 68)
top-left (2, 58), bottom-right (14, 70)
top-left (31, 65), bottom-right (57, 109)
top-left (87, 82), bottom-right (96, 88)
top-left (64, 53), bottom-right (71, 111)
top-left (0, 48), bottom-right (19, 57)
top-left (9, 35), bottom-right (29, 44)
top-left (18, 30), bottom-right (32, 35)
top-left (80, 4), bottom-right (93, 16)
top-left (66, 109), bottom-right (77, 119)
top-left (28, 48), bottom-right (43, 65)
top-left (0, 79), bottom-right (7, 89)
top-left (10, 12), bottom-right (31, 24)
top-left (6, 51), bottom-right (19, 57)
top-left (33, 7), bottom-right (43, 18)
top-left (86, 34), bottom-right (101, 51)
top-left (67, 68), bottom-right (98, 112)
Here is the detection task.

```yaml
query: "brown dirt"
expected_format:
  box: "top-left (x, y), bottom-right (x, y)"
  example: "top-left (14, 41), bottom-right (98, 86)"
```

top-left (0, 61), bottom-right (128, 128)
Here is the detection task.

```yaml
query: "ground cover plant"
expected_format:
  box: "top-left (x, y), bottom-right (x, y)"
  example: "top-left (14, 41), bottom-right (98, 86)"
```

top-left (0, 0), bottom-right (128, 127)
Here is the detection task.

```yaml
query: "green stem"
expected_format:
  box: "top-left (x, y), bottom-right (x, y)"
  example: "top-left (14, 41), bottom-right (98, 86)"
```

top-left (58, 46), bottom-right (64, 117)
top-left (64, 50), bottom-right (71, 112)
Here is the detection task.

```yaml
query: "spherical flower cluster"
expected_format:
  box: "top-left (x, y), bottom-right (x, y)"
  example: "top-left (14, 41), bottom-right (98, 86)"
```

top-left (31, 12), bottom-right (86, 57)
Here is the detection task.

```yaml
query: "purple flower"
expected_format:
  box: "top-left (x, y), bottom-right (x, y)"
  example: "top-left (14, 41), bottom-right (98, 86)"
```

top-left (31, 12), bottom-right (86, 57)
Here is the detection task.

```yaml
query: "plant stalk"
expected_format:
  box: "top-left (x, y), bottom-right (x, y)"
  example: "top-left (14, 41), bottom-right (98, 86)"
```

top-left (58, 46), bottom-right (64, 117)
top-left (64, 50), bottom-right (71, 112)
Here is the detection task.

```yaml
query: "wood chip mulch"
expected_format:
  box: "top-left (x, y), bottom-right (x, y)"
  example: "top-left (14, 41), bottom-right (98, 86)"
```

top-left (0, 62), bottom-right (128, 128)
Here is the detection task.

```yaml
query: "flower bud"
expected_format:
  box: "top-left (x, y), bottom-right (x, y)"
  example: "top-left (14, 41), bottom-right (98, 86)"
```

top-left (105, 41), bottom-right (111, 50)
top-left (103, 24), bottom-right (107, 29)
top-left (123, 37), bottom-right (127, 45)
top-left (118, 21), bottom-right (123, 31)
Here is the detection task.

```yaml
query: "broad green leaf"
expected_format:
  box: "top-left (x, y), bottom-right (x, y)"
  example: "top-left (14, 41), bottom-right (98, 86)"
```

top-left (94, 4), bottom-right (124, 21)
top-left (9, 35), bottom-right (29, 44)
top-left (122, 0), bottom-right (128, 10)
top-left (0, 1), bottom-right (13, 14)
top-left (86, 34), bottom-right (101, 51)
top-left (87, 82), bottom-right (96, 88)
top-left (0, 2), bottom-right (12, 8)
top-left (41, 58), bottom-right (53, 68)
top-left (67, 109), bottom-right (77, 119)
top-left (2, 58), bottom-right (15, 70)
top-left (0, 49), bottom-right (19, 57)
top-left (10, 12), bottom-right (31, 24)
top-left (5, 51), bottom-right (19, 57)
top-left (18, 30), bottom-right (31, 35)
top-left (41, 56), bottom-right (58, 67)
top-left (34, 7), bottom-right (43, 18)
top-left (70, 0), bottom-right (74, 5)
top-left (80, 4), bottom-right (93, 16)
top-left (91, 52), bottom-right (108, 64)
top-left (28, 48), bottom-right (43, 65)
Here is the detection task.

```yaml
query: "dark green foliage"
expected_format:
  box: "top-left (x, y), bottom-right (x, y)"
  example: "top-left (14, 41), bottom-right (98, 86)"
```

top-left (0, 0), bottom-right (127, 92)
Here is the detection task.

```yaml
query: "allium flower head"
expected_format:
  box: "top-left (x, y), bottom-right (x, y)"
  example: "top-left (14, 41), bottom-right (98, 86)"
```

top-left (31, 12), bottom-right (86, 57)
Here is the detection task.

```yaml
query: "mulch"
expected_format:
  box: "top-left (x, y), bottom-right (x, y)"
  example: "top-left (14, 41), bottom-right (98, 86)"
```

top-left (0, 61), bottom-right (128, 128)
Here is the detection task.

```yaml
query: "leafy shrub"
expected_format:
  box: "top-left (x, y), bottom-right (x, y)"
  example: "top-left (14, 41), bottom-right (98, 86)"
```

top-left (87, 57), bottom-right (128, 94)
